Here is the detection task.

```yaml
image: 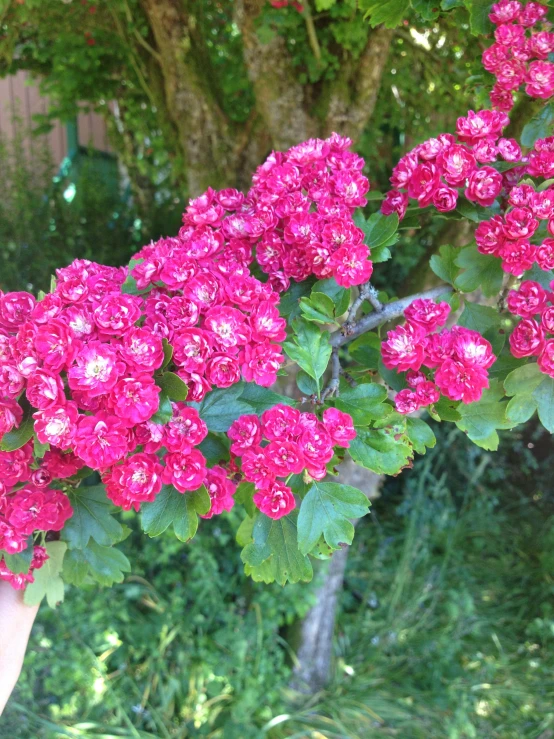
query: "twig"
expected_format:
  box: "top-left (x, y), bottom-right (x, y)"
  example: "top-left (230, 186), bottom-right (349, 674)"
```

top-left (343, 281), bottom-right (383, 334)
top-left (302, 3), bottom-right (322, 63)
top-left (320, 348), bottom-right (341, 402)
top-left (331, 285), bottom-right (452, 348)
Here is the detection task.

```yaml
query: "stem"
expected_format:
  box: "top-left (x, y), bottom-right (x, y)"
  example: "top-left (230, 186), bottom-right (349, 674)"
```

top-left (321, 348), bottom-right (341, 402)
top-left (302, 3), bottom-right (322, 63)
top-left (330, 285), bottom-right (452, 348)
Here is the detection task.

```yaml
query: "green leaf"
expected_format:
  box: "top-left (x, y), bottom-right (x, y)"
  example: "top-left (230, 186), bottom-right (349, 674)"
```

top-left (297, 482), bottom-right (370, 556)
top-left (299, 294), bottom-right (336, 324)
top-left (488, 352), bottom-right (526, 383)
top-left (198, 433), bottom-right (229, 466)
top-left (141, 484), bottom-right (210, 542)
top-left (0, 411), bottom-right (34, 452)
top-left (412, 0), bottom-right (440, 20)
top-left (150, 391), bottom-right (173, 425)
top-left (358, 210), bottom-right (399, 249)
top-left (80, 542), bottom-right (131, 587)
top-left (156, 372), bottom-right (188, 401)
top-left (432, 395), bottom-right (462, 422)
top-left (532, 375), bottom-right (554, 433)
top-left (296, 370), bottom-right (319, 396)
top-left (161, 338), bottom-right (173, 369)
top-left (62, 485), bottom-right (125, 550)
top-left (278, 280), bottom-right (314, 319)
top-left (430, 244), bottom-right (460, 286)
top-left (235, 482), bottom-right (257, 518)
top-left (457, 302), bottom-right (500, 334)
top-left (240, 383), bottom-right (295, 415)
top-left (349, 332), bottom-right (381, 370)
top-left (361, 0), bottom-right (410, 29)
top-left (34, 437), bottom-right (50, 459)
top-left (62, 548), bottom-right (89, 587)
top-left (313, 278), bottom-right (351, 317)
top-left (24, 541), bottom-right (67, 609)
top-left (456, 381), bottom-right (512, 450)
top-left (504, 363), bottom-right (543, 426)
top-left (523, 263), bottom-right (554, 289)
top-left (3, 544), bottom-right (33, 575)
top-left (466, 0), bottom-right (493, 35)
top-left (406, 417), bottom-right (436, 455)
top-left (455, 247), bottom-right (504, 297)
top-left (349, 425), bottom-right (413, 475)
top-left (334, 382), bottom-right (389, 425)
top-left (284, 318), bottom-right (332, 394)
top-left (378, 358), bottom-right (408, 392)
top-left (241, 513), bottom-right (313, 586)
top-left (521, 101), bottom-right (554, 148)
top-left (191, 383), bottom-right (251, 432)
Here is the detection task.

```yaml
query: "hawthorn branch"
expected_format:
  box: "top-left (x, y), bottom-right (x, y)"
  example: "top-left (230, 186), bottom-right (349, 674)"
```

top-left (330, 285), bottom-right (452, 349)
top-left (321, 348), bottom-right (341, 402)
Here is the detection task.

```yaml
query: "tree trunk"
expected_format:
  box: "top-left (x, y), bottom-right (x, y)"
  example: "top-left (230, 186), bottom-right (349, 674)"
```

top-left (290, 463), bottom-right (383, 693)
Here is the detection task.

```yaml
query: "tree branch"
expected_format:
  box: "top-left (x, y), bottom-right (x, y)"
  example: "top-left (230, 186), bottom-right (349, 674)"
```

top-left (330, 285), bottom-right (452, 348)
top-left (321, 348), bottom-right (341, 402)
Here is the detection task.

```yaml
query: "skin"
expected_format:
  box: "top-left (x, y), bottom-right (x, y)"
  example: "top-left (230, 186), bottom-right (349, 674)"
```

top-left (0, 581), bottom-right (39, 715)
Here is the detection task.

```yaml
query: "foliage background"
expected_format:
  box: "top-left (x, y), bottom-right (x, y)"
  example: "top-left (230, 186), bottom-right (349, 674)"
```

top-left (1, 1), bottom-right (554, 737)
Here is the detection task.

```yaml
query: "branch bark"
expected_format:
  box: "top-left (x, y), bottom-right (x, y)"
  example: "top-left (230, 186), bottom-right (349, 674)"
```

top-left (330, 285), bottom-right (452, 348)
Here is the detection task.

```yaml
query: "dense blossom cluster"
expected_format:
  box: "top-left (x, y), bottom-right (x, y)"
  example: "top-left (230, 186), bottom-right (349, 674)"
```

top-left (250, 134), bottom-right (372, 290)
top-left (507, 279), bottom-right (554, 375)
top-left (474, 141), bottom-right (554, 276)
top-left (227, 405), bottom-right (355, 519)
top-left (381, 108), bottom-right (520, 221)
top-left (381, 298), bottom-right (496, 414)
top-left (0, 179), bottom-right (291, 583)
top-left (484, 1), bottom-right (553, 111)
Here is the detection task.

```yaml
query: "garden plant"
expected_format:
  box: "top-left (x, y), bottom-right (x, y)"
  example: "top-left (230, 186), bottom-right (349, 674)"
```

top-left (1, 0), bottom-right (554, 613)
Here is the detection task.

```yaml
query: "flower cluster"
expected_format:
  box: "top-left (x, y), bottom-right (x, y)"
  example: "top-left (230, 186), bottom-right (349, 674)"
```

top-left (381, 298), bottom-right (496, 413)
top-left (484, 1), bottom-right (553, 111)
top-left (507, 279), bottom-right (554, 376)
top-left (249, 134), bottom-right (372, 290)
top-left (227, 404), bottom-right (356, 519)
top-left (475, 138), bottom-right (554, 276)
top-left (381, 109), bottom-right (518, 220)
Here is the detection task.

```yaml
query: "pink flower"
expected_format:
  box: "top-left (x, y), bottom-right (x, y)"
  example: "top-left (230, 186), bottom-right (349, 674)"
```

top-left (239, 342), bottom-right (284, 387)
top-left (7, 487), bottom-right (72, 535)
top-left (104, 453), bottom-right (164, 511)
top-left (164, 404), bottom-right (208, 452)
top-left (110, 374), bottom-right (160, 425)
top-left (0, 399), bottom-right (23, 438)
top-left (322, 407), bottom-right (356, 447)
top-left (173, 329), bottom-right (211, 373)
top-left (509, 318), bottom-right (545, 358)
top-left (328, 244), bottom-right (373, 288)
top-left (93, 294), bottom-right (142, 334)
top-left (298, 423), bottom-right (334, 466)
top-left (456, 110), bottom-right (508, 145)
top-left (0, 292), bottom-right (36, 331)
top-left (407, 162), bottom-right (441, 207)
top-left (395, 389), bottom-right (420, 415)
top-left (121, 327), bottom-right (164, 371)
top-left (34, 319), bottom-right (74, 372)
top-left (204, 306), bottom-right (251, 349)
top-left (538, 339), bottom-right (554, 377)
top-left (452, 327), bottom-right (495, 368)
top-left (261, 404), bottom-right (301, 441)
top-left (249, 301), bottom-right (287, 343)
top-left (415, 380), bottom-right (440, 406)
top-left (507, 281), bottom-right (548, 317)
top-left (541, 307), bottom-right (554, 334)
top-left (437, 145), bottom-right (476, 186)
top-left (26, 369), bottom-right (66, 410)
top-left (537, 240), bottom-right (554, 270)
top-left (499, 239), bottom-right (537, 276)
top-left (228, 415), bottom-right (262, 456)
top-left (68, 341), bottom-right (125, 398)
top-left (526, 61), bottom-right (554, 99)
top-left (241, 447), bottom-right (275, 489)
top-left (435, 359), bottom-right (489, 403)
top-left (489, 1), bottom-right (522, 25)
top-left (497, 138), bottom-right (521, 162)
top-left (476, 216), bottom-right (505, 255)
top-left (42, 449), bottom-right (84, 479)
top-left (33, 402), bottom-right (79, 450)
top-left (74, 412), bottom-right (129, 469)
top-left (381, 322), bottom-right (426, 372)
top-left (205, 354), bottom-right (241, 388)
top-left (265, 440), bottom-right (305, 476)
top-left (503, 208), bottom-right (539, 240)
top-left (162, 449), bottom-right (207, 493)
top-left (465, 167), bottom-right (503, 207)
top-left (404, 299), bottom-right (451, 333)
top-left (253, 480), bottom-right (296, 519)
top-left (432, 186), bottom-right (458, 212)
top-left (381, 190), bottom-right (409, 219)
top-left (201, 466), bottom-right (236, 518)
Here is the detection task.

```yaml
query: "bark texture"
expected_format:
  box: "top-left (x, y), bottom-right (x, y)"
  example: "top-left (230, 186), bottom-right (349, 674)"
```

top-left (290, 462), bottom-right (383, 693)
top-left (132, 0), bottom-right (394, 197)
